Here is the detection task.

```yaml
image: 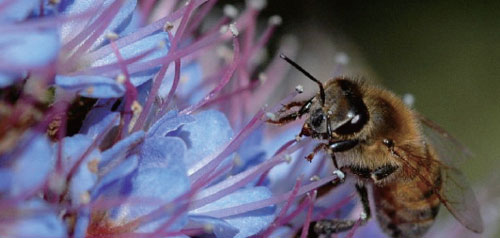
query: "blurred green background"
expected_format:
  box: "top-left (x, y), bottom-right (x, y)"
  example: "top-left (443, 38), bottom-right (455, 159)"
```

top-left (253, 0), bottom-right (500, 182)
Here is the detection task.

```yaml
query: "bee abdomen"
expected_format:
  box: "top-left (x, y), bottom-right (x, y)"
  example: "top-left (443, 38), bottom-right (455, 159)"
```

top-left (374, 177), bottom-right (442, 238)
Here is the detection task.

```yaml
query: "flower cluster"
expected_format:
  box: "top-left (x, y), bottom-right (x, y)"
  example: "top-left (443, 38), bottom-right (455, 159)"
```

top-left (1, 0), bottom-right (497, 238)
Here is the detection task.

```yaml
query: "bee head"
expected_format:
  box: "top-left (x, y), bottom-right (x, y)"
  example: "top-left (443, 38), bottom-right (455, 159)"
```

top-left (279, 54), bottom-right (369, 138)
top-left (305, 79), bottom-right (369, 137)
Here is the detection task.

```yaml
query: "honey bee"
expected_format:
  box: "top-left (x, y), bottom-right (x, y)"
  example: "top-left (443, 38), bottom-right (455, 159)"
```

top-left (267, 54), bottom-right (484, 238)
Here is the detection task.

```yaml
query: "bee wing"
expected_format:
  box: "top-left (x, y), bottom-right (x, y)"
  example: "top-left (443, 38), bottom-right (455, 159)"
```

top-left (417, 113), bottom-right (473, 165)
top-left (415, 114), bottom-right (483, 233)
top-left (439, 165), bottom-right (484, 233)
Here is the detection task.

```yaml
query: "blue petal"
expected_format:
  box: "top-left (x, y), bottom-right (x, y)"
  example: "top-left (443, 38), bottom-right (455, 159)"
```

top-left (60, 0), bottom-right (137, 48)
top-left (109, 137), bottom-right (190, 232)
top-left (269, 226), bottom-right (293, 238)
top-left (0, 0), bottom-right (39, 22)
top-left (91, 32), bottom-right (170, 86)
top-left (118, 9), bottom-right (141, 37)
top-left (1, 199), bottom-right (67, 238)
top-left (80, 108), bottom-right (120, 140)
top-left (0, 168), bottom-right (11, 193)
top-left (0, 71), bottom-right (27, 88)
top-left (57, 134), bottom-right (101, 205)
top-left (188, 215), bottom-right (239, 238)
top-left (73, 207), bottom-right (90, 238)
top-left (233, 129), bottom-right (266, 175)
top-left (55, 75), bottom-right (126, 98)
top-left (0, 30), bottom-right (59, 68)
top-left (191, 187), bottom-right (276, 238)
top-left (0, 72), bottom-right (15, 88)
top-left (2, 134), bottom-right (54, 197)
top-left (148, 110), bottom-right (195, 137)
top-left (92, 155), bottom-right (138, 199)
top-left (169, 110), bottom-right (233, 169)
top-left (100, 131), bottom-right (145, 169)
top-left (138, 136), bottom-right (186, 170)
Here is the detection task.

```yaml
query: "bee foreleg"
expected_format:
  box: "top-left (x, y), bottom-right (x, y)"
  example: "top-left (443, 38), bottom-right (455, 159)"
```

top-left (307, 184), bottom-right (371, 237)
top-left (266, 111), bottom-right (301, 125)
top-left (266, 98), bottom-right (313, 125)
top-left (305, 143), bottom-right (331, 162)
top-left (280, 99), bottom-right (311, 111)
top-left (330, 139), bottom-right (359, 152)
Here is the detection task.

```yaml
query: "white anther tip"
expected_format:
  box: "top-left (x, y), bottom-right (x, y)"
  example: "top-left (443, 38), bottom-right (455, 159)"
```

top-left (295, 84), bottom-right (304, 93)
top-left (229, 23), bottom-right (239, 37)
top-left (269, 15), bottom-right (282, 25)
top-left (223, 4), bottom-right (238, 18)
top-left (332, 169), bottom-right (345, 180)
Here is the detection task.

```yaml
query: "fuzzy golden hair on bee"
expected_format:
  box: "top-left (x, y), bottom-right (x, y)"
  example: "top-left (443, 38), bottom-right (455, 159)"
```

top-left (268, 54), bottom-right (484, 238)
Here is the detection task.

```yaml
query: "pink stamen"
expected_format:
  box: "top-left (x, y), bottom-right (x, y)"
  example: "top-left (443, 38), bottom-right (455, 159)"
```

top-left (250, 43), bottom-right (298, 112)
top-left (255, 139), bottom-right (296, 186)
top-left (132, 0), bottom-right (197, 132)
top-left (180, 36), bottom-right (241, 115)
top-left (192, 175), bottom-right (333, 218)
top-left (259, 177), bottom-right (303, 237)
top-left (121, 162), bottom-right (234, 235)
top-left (199, 79), bottom-right (260, 109)
top-left (109, 40), bottom-right (137, 138)
top-left (64, 0), bottom-right (124, 69)
top-left (61, 0), bottom-right (108, 52)
top-left (188, 108), bottom-right (265, 183)
top-left (158, 57), bottom-right (181, 116)
top-left (185, 0), bottom-right (218, 35)
top-left (314, 194), bottom-right (355, 221)
top-left (345, 218), bottom-right (362, 238)
top-left (301, 191), bottom-right (317, 238)
top-left (139, 0), bottom-right (157, 25)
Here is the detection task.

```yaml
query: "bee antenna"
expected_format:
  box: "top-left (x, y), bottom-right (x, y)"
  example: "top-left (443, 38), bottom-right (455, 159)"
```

top-left (279, 53), bottom-right (325, 105)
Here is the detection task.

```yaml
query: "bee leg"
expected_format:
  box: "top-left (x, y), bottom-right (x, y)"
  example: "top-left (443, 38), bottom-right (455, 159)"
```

top-left (266, 111), bottom-right (301, 125)
top-left (371, 164), bottom-right (399, 181)
top-left (328, 139), bottom-right (359, 168)
top-left (307, 184), bottom-right (371, 237)
top-left (305, 143), bottom-right (330, 162)
top-left (280, 100), bottom-right (310, 111)
top-left (266, 98), bottom-right (313, 125)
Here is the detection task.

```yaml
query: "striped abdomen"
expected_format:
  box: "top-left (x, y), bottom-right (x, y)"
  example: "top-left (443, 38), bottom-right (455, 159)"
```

top-left (372, 164), bottom-right (442, 238)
